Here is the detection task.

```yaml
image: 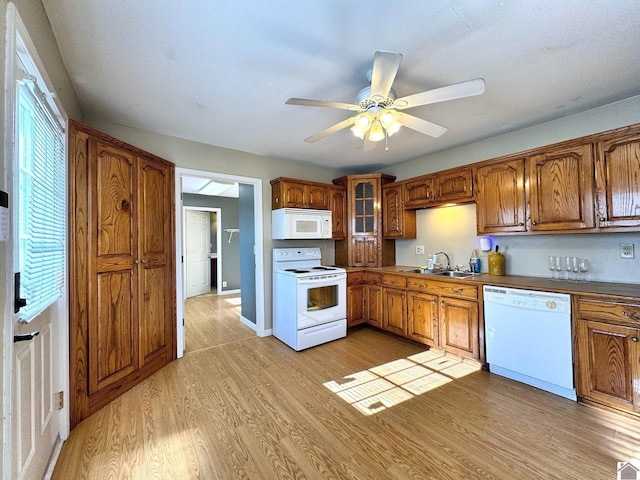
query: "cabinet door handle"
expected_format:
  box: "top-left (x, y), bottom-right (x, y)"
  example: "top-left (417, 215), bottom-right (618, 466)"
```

top-left (623, 311), bottom-right (640, 321)
top-left (141, 259), bottom-right (148, 263)
top-left (532, 220), bottom-right (537, 225)
top-left (451, 288), bottom-right (463, 294)
top-left (518, 222), bottom-right (524, 226)
top-left (135, 259), bottom-right (140, 264)
top-left (599, 217), bottom-right (606, 222)
top-left (440, 301), bottom-right (445, 307)
top-left (632, 336), bottom-right (638, 342)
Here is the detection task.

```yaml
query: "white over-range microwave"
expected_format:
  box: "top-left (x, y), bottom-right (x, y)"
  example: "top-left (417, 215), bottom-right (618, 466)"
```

top-left (272, 208), bottom-right (332, 240)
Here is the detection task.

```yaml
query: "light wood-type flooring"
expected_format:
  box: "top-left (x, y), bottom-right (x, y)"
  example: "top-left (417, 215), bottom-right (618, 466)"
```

top-left (52, 293), bottom-right (640, 479)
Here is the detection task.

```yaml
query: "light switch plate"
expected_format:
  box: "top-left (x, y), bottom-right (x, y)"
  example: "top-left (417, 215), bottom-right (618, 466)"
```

top-left (0, 190), bottom-right (8, 242)
top-left (620, 243), bottom-right (635, 259)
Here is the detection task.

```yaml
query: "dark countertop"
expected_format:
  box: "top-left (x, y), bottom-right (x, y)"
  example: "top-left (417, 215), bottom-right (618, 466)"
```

top-left (343, 265), bottom-right (640, 301)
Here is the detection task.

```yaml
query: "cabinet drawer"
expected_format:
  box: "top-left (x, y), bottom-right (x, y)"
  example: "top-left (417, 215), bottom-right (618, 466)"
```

top-left (577, 298), bottom-right (640, 326)
top-left (365, 272), bottom-right (383, 285)
top-left (383, 273), bottom-right (407, 289)
top-left (347, 270), bottom-right (365, 285)
top-left (407, 278), bottom-right (478, 300)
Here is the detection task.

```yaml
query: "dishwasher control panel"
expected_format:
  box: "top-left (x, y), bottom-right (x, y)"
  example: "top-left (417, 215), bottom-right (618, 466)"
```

top-left (483, 286), bottom-right (569, 313)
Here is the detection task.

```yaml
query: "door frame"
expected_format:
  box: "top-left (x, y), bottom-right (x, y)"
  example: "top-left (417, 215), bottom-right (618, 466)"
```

top-left (175, 168), bottom-right (265, 358)
top-left (182, 206), bottom-right (222, 296)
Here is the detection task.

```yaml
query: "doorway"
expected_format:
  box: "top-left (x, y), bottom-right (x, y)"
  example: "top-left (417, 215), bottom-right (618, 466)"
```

top-left (175, 168), bottom-right (265, 359)
top-left (184, 207), bottom-right (222, 298)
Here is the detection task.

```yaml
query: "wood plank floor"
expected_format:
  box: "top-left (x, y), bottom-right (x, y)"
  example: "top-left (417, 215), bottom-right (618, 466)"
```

top-left (53, 294), bottom-right (640, 479)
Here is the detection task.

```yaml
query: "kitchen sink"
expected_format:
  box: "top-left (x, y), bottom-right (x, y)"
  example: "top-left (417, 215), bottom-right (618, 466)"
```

top-left (432, 271), bottom-right (477, 278)
top-left (400, 268), bottom-right (476, 278)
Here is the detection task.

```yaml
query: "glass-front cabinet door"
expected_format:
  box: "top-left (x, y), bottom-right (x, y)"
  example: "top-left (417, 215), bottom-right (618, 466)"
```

top-left (351, 177), bottom-right (379, 235)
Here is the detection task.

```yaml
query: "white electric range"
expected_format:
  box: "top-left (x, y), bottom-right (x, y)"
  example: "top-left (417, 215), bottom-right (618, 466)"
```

top-left (272, 248), bottom-right (346, 351)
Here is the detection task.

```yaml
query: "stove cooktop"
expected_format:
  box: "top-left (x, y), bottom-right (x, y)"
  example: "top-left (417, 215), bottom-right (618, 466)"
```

top-left (278, 265), bottom-right (346, 278)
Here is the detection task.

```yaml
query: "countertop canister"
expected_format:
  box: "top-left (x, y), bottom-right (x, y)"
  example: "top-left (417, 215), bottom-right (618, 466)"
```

top-left (488, 246), bottom-right (505, 275)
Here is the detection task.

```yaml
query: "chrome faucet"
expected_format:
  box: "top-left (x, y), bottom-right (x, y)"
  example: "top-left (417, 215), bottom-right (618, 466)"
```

top-left (434, 251), bottom-right (451, 271)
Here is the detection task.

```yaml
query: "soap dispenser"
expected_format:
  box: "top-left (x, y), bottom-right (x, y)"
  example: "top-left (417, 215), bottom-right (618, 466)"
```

top-left (469, 249), bottom-right (480, 273)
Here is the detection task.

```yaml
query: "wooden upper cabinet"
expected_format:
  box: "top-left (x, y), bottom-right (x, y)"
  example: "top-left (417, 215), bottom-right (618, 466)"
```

top-left (404, 167), bottom-right (473, 209)
top-left (434, 168), bottom-right (474, 204)
top-left (382, 183), bottom-right (416, 239)
top-left (329, 185), bottom-right (347, 239)
top-left (349, 176), bottom-right (380, 236)
top-left (476, 159), bottom-right (526, 234)
top-left (526, 144), bottom-right (595, 231)
top-left (595, 133), bottom-right (640, 229)
top-left (404, 175), bottom-right (435, 208)
top-left (270, 177), bottom-right (329, 209)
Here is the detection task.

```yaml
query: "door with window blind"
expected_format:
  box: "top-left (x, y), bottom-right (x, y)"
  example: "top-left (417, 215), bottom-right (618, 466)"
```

top-left (9, 8), bottom-right (67, 479)
top-left (69, 121), bottom-right (176, 427)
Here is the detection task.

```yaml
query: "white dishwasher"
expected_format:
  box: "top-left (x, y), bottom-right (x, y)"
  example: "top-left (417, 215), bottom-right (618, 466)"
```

top-left (483, 286), bottom-right (576, 400)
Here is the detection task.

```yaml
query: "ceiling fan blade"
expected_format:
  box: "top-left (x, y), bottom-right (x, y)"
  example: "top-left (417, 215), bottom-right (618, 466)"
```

top-left (369, 51), bottom-right (403, 102)
top-left (392, 78), bottom-right (486, 110)
top-left (397, 113), bottom-right (448, 138)
top-left (286, 98), bottom-right (360, 111)
top-left (304, 116), bottom-right (356, 143)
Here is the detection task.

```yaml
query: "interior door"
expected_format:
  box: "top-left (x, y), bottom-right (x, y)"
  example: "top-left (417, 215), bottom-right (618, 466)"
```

top-left (185, 209), bottom-right (211, 298)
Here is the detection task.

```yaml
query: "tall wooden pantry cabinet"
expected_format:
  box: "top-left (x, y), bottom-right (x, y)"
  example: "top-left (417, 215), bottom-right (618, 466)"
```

top-left (69, 121), bottom-right (176, 427)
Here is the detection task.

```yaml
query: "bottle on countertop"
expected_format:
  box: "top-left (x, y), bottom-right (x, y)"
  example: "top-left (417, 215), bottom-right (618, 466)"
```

top-left (488, 245), bottom-right (506, 275)
top-left (469, 249), bottom-right (480, 273)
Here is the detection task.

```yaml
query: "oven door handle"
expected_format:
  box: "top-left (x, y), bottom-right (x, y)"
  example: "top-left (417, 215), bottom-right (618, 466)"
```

top-left (298, 274), bottom-right (346, 285)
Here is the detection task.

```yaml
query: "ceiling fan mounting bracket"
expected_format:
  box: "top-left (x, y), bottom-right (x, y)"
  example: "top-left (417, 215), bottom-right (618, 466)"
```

top-left (355, 86), bottom-right (397, 112)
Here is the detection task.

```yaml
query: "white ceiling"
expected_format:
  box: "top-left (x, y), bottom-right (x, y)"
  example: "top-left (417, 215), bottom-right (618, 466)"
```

top-left (42, 1), bottom-right (640, 171)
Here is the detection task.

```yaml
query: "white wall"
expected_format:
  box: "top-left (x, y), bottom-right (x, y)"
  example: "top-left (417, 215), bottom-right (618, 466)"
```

top-left (396, 204), bottom-right (640, 284)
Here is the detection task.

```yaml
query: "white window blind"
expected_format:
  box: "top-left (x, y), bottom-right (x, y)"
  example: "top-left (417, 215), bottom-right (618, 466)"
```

top-left (16, 75), bottom-right (66, 322)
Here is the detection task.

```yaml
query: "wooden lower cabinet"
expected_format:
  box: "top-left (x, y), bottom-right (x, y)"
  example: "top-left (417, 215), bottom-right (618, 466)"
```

top-left (438, 296), bottom-right (480, 360)
top-left (575, 297), bottom-right (640, 415)
top-left (407, 291), bottom-right (438, 347)
top-left (383, 288), bottom-right (407, 335)
top-left (366, 284), bottom-right (383, 328)
top-left (346, 271), bottom-right (365, 327)
top-left (346, 271), bottom-right (481, 361)
top-left (347, 284), bottom-right (366, 327)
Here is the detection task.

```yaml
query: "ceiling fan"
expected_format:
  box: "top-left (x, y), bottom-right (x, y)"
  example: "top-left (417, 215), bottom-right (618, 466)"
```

top-left (286, 50), bottom-right (485, 151)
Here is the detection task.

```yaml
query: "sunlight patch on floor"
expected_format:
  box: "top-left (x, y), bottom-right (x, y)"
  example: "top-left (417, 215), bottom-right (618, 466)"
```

top-left (324, 350), bottom-right (480, 415)
top-left (224, 297), bottom-right (241, 306)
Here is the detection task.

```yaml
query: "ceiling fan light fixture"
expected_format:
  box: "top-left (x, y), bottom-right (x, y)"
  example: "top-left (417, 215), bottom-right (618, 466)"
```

top-left (352, 112), bottom-right (374, 139)
top-left (368, 120), bottom-right (385, 142)
top-left (379, 109), bottom-right (401, 136)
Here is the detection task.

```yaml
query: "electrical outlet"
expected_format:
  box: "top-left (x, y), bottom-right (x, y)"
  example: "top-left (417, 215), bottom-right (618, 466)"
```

top-left (222, 280), bottom-right (227, 287)
top-left (620, 243), bottom-right (635, 259)
top-left (415, 245), bottom-right (425, 255)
